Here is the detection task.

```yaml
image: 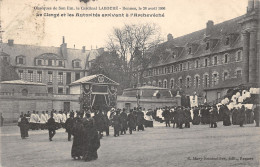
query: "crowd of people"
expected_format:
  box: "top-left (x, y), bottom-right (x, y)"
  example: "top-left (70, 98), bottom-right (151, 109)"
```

top-left (17, 107), bottom-right (152, 161)
top-left (155, 104), bottom-right (260, 129)
top-left (17, 103), bottom-right (259, 161)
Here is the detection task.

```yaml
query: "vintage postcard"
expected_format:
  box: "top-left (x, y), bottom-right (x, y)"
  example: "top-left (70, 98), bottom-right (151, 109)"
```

top-left (0, 0), bottom-right (259, 167)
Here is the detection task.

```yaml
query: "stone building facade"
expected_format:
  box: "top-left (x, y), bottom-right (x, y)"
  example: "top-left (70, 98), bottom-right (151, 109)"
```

top-left (0, 37), bottom-right (103, 94)
top-left (133, 0), bottom-right (260, 104)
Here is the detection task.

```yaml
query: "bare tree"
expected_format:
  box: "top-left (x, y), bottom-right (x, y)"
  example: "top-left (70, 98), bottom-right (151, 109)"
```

top-left (107, 23), bottom-right (162, 87)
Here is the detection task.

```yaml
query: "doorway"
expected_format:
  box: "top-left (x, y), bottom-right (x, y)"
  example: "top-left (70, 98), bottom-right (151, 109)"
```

top-left (64, 102), bottom-right (70, 112)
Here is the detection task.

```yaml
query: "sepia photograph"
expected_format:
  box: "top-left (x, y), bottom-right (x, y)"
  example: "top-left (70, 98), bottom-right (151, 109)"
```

top-left (0, 0), bottom-right (259, 166)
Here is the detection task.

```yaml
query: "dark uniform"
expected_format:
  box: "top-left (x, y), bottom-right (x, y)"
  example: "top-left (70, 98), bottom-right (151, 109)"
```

top-left (162, 108), bottom-right (171, 127)
top-left (93, 111), bottom-right (106, 139)
top-left (192, 107), bottom-right (200, 125)
top-left (47, 114), bottom-right (56, 141)
top-left (112, 111), bottom-right (121, 137)
top-left (120, 110), bottom-right (128, 135)
top-left (209, 106), bottom-right (218, 128)
top-left (177, 107), bottom-right (185, 129)
top-left (18, 114), bottom-right (29, 139)
top-left (136, 110), bottom-right (144, 131)
top-left (82, 113), bottom-right (100, 161)
top-left (71, 115), bottom-right (84, 160)
top-left (184, 108), bottom-right (191, 128)
top-left (127, 111), bottom-right (136, 134)
top-left (65, 113), bottom-right (74, 141)
top-left (238, 106), bottom-right (246, 127)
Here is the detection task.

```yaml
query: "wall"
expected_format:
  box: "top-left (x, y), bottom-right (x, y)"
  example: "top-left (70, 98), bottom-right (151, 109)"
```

top-left (0, 94), bottom-right (80, 123)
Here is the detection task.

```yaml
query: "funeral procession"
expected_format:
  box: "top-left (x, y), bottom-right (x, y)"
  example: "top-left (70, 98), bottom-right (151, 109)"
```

top-left (0, 0), bottom-right (260, 167)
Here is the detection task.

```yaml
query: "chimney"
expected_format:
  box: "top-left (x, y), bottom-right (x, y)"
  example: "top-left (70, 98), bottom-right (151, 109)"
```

top-left (206, 20), bottom-right (214, 36)
top-left (82, 46), bottom-right (86, 53)
top-left (60, 36), bottom-right (67, 59)
top-left (8, 39), bottom-right (14, 46)
top-left (167, 34), bottom-right (174, 41)
top-left (247, 0), bottom-right (254, 12)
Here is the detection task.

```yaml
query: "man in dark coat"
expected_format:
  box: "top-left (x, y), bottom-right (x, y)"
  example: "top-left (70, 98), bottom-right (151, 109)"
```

top-left (253, 106), bottom-right (260, 127)
top-left (112, 110), bottom-right (121, 137)
top-left (127, 110), bottom-right (136, 134)
top-left (93, 110), bottom-right (106, 139)
top-left (238, 105), bottom-right (246, 127)
top-left (192, 107), bottom-right (200, 125)
top-left (209, 106), bottom-right (218, 128)
top-left (177, 106), bottom-right (185, 129)
top-left (162, 107), bottom-right (171, 127)
top-left (184, 107), bottom-right (191, 128)
top-left (103, 111), bottom-right (110, 136)
top-left (71, 112), bottom-right (84, 160)
top-left (47, 113), bottom-right (56, 141)
top-left (18, 114), bottom-right (29, 139)
top-left (82, 111), bottom-right (100, 161)
top-left (65, 112), bottom-right (74, 141)
top-left (136, 109), bottom-right (144, 131)
top-left (222, 105), bottom-right (231, 126)
top-left (120, 108), bottom-right (128, 135)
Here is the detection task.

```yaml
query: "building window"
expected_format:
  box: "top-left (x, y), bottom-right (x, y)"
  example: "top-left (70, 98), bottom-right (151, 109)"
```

top-left (223, 72), bottom-right (228, 81)
top-left (48, 59), bottom-right (52, 66)
top-left (170, 79), bottom-right (174, 89)
top-left (236, 51), bottom-right (242, 61)
top-left (163, 80), bottom-right (167, 88)
top-left (58, 88), bottom-right (63, 94)
top-left (18, 57), bottom-right (24, 64)
top-left (158, 81), bottom-right (162, 87)
top-left (58, 61), bottom-right (63, 67)
top-left (225, 37), bottom-right (230, 45)
top-left (206, 42), bottom-right (210, 50)
top-left (179, 78), bottom-right (183, 86)
top-left (195, 60), bottom-right (199, 68)
top-left (171, 66), bottom-right (174, 73)
top-left (224, 54), bottom-right (229, 63)
top-left (180, 64), bottom-right (183, 71)
top-left (195, 76), bottom-right (199, 88)
top-left (236, 70), bottom-right (242, 78)
top-left (204, 74), bottom-right (209, 87)
top-left (214, 56), bottom-right (218, 65)
top-left (186, 77), bottom-right (191, 88)
top-left (58, 72), bottom-right (63, 84)
top-left (48, 71), bottom-right (53, 83)
top-left (213, 73), bottom-right (218, 86)
top-left (75, 72), bottom-right (80, 81)
top-left (75, 61), bottom-right (80, 68)
top-left (48, 87), bottom-right (53, 94)
top-left (204, 58), bottom-right (208, 67)
top-left (164, 67), bottom-right (167, 74)
top-left (18, 70), bottom-right (24, 80)
top-left (188, 47), bottom-right (192, 54)
top-left (37, 59), bottom-right (42, 65)
top-left (28, 70), bottom-right (33, 82)
top-left (37, 71), bottom-right (42, 83)
top-left (187, 62), bottom-right (190, 70)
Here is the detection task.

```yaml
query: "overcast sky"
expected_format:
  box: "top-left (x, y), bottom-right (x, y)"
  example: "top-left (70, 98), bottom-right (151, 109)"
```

top-left (1, 0), bottom-right (248, 50)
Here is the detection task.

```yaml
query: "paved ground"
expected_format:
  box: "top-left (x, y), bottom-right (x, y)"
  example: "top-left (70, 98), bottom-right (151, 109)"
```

top-left (0, 122), bottom-right (260, 167)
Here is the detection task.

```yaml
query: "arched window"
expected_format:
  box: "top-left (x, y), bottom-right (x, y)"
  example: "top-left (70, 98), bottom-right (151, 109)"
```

top-left (223, 71), bottom-right (229, 81)
top-left (236, 50), bottom-right (242, 62)
top-left (194, 75), bottom-right (200, 88)
top-left (170, 79), bottom-right (174, 89)
top-left (163, 79), bottom-right (167, 88)
top-left (186, 76), bottom-right (191, 88)
top-left (152, 81), bottom-right (156, 86)
top-left (203, 73), bottom-right (209, 88)
top-left (212, 72), bottom-right (219, 86)
top-left (158, 80), bottom-right (162, 87)
top-left (224, 54), bottom-right (229, 64)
